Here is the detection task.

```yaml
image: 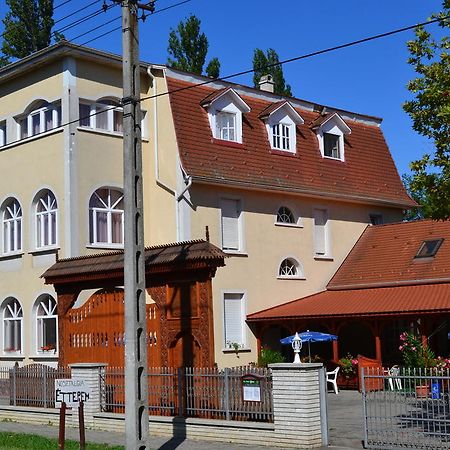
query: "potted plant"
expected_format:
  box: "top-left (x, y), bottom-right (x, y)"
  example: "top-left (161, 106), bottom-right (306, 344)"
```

top-left (337, 354), bottom-right (359, 389)
top-left (399, 332), bottom-right (436, 397)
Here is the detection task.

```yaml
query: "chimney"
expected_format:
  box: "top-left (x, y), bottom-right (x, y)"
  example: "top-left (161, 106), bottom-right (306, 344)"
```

top-left (258, 74), bottom-right (274, 93)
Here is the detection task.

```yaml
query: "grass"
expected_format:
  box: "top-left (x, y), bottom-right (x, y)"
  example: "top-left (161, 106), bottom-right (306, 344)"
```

top-left (0, 432), bottom-right (124, 450)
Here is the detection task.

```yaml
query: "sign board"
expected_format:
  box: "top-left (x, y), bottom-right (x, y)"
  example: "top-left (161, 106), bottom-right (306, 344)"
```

top-left (242, 374), bottom-right (261, 402)
top-left (55, 379), bottom-right (92, 408)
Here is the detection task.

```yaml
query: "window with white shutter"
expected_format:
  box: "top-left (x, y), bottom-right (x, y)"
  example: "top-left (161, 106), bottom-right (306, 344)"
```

top-left (313, 208), bottom-right (329, 256)
top-left (223, 293), bottom-right (245, 348)
top-left (221, 198), bottom-right (241, 251)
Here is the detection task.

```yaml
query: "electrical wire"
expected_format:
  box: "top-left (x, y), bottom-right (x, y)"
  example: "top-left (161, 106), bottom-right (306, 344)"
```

top-left (3, 9), bottom-right (446, 149)
top-left (54, 0), bottom-right (73, 10)
top-left (54, 0), bottom-right (102, 26)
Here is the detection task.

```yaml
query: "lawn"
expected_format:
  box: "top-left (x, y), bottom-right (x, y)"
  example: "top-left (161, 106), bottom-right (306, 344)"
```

top-left (0, 432), bottom-right (124, 450)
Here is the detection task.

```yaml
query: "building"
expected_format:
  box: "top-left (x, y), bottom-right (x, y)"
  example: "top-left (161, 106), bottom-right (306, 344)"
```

top-left (248, 219), bottom-right (450, 365)
top-left (0, 42), bottom-right (414, 368)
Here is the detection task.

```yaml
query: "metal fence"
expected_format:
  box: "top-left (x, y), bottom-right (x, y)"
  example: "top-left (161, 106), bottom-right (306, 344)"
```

top-left (0, 364), bottom-right (71, 408)
top-left (362, 367), bottom-right (450, 449)
top-left (101, 366), bottom-right (273, 422)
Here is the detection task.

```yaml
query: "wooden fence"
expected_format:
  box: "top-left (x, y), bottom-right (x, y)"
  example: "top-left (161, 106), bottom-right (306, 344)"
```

top-left (102, 366), bottom-right (273, 422)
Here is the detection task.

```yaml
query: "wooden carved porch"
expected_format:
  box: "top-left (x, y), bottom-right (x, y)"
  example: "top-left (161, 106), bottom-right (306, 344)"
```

top-left (42, 240), bottom-right (226, 369)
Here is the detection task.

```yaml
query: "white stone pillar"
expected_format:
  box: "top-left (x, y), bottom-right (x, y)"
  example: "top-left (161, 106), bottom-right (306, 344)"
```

top-left (269, 363), bottom-right (327, 449)
top-left (68, 363), bottom-right (107, 428)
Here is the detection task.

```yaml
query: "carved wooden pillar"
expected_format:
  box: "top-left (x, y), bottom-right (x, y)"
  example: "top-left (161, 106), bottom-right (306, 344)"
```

top-left (147, 285), bottom-right (167, 366)
top-left (56, 291), bottom-right (78, 366)
top-left (329, 322), bottom-right (339, 362)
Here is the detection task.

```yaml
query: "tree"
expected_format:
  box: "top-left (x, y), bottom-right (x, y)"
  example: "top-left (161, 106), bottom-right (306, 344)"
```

top-left (1, 0), bottom-right (58, 65)
top-left (167, 15), bottom-right (220, 78)
top-left (403, 0), bottom-right (450, 220)
top-left (253, 48), bottom-right (292, 96)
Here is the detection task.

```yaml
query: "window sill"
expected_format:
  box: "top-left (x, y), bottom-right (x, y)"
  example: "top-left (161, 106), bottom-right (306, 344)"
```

top-left (222, 347), bottom-right (251, 354)
top-left (314, 255), bottom-right (334, 261)
top-left (86, 243), bottom-right (124, 250)
top-left (29, 246), bottom-right (60, 256)
top-left (0, 252), bottom-right (24, 261)
top-left (0, 127), bottom-right (63, 151)
top-left (322, 155), bottom-right (345, 162)
top-left (277, 276), bottom-right (306, 280)
top-left (31, 354), bottom-right (59, 360)
top-left (274, 222), bottom-right (303, 229)
top-left (222, 250), bottom-right (248, 257)
top-left (77, 126), bottom-right (149, 142)
top-left (0, 355), bottom-right (25, 360)
top-left (212, 137), bottom-right (243, 148)
top-left (269, 148), bottom-right (297, 157)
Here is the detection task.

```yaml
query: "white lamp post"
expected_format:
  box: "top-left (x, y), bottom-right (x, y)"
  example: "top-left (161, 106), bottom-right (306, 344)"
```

top-left (292, 332), bottom-right (302, 363)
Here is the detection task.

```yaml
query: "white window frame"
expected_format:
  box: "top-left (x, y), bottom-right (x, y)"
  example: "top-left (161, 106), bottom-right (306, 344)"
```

top-left (89, 188), bottom-right (124, 247)
top-left (2, 198), bottom-right (22, 255)
top-left (315, 113), bottom-right (351, 162)
top-left (313, 208), bottom-right (331, 259)
top-left (18, 102), bottom-right (61, 140)
top-left (34, 190), bottom-right (58, 250)
top-left (220, 197), bottom-right (244, 253)
top-left (2, 297), bottom-right (23, 355)
top-left (222, 291), bottom-right (246, 350)
top-left (79, 99), bottom-right (123, 134)
top-left (34, 295), bottom-right (58, 355)
top-left (0, 120), bottom-right (6, 147)
top-left (323, 132), bottom-right (341, 159)
top-left (277, 257), bottom-right (305, 280)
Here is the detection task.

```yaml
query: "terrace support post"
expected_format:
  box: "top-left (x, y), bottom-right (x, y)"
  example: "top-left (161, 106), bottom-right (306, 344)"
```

top-left (269, 363), bottom-right (326, 449)
top-left (68, 363), bottom-right (107, 428)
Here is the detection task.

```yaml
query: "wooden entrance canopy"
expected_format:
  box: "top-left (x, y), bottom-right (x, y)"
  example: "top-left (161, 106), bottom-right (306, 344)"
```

top-left (42, 240), bottom-right (226, 368)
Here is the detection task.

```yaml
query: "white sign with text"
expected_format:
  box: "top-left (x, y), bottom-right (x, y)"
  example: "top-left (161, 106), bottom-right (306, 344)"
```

top-left (55, 378), bottom-right (92, 408)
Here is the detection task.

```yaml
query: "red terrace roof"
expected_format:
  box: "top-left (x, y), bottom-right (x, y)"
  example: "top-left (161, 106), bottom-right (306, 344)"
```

top-left (247, 283), bottom-right (450, 322)
top-left (328, 220), bottom-right (450, 289)
top-left (167, 76), bottom-right (415, 208)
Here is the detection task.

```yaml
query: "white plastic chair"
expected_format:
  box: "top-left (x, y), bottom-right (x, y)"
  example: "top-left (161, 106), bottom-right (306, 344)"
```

top-left (326, 367), bottom-right (340, 394)
top-left (387, 365), bottom-right (402, 390)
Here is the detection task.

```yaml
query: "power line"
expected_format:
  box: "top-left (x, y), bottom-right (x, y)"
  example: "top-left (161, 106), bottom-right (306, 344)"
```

top-left (5, 9), bottom-right (446, 150)
top-left (54, 0), bottom-right (102, 26)
top-left (54, 0), bottom-right (73, 10)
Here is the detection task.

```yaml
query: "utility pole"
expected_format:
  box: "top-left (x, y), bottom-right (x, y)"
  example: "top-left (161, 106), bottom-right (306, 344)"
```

top-left (111, 1), bottom-right (154, 448)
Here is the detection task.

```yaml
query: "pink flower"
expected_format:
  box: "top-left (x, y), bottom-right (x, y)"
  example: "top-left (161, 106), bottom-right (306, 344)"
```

top-left (399, 345), bottom-right (404, 351)
top-left (351, 359), bottom-right (358, 365)
top-left (412, 346), bottom-right (416, 351)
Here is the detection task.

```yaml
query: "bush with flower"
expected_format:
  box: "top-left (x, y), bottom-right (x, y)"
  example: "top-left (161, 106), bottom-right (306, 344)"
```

top-left (338, 353), bottom-right (358, 377)
top-left (399, 331), bottom-right (436, 368)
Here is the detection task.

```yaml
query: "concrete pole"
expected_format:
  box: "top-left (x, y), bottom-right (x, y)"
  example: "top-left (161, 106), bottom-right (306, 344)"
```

top-left (120, 1), bottom-right (149, 448)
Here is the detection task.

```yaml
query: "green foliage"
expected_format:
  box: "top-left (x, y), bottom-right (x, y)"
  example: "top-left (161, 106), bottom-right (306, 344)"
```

top-left (403, 1), bottom-right (450, 220)
top-left (402, 174), bottom-right (432, 220)
top-left (252, 48), bottom-right (292, 96)
top-left (1, 0), bottom-right (57, 63)
top-left (167, 15), bottom-right (220, 77)
top-left (338, 354), bottom-right (358, 377)
top-left (399, 331), bottom-right (436, 368)
top-left (0, 431), bottom-right (124, 449)
top-left (257, 347), bottom-right (285, 367)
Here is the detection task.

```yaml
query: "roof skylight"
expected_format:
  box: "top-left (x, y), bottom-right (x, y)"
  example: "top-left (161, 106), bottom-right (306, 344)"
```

top-left (415, 238), bottom-right (444, 258)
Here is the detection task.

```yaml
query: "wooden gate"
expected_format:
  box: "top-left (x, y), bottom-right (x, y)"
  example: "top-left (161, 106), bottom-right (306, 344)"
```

top-left (64, 289), bottom-right (161, 367)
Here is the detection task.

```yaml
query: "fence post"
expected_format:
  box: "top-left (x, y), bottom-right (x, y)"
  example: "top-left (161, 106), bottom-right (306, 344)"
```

top-left (269, 363), bottom-right (325, 448)
top-left (12, 365), bottom-right (17, 407)
top-left (177, 367), bottom-right (183, 417)
top-left (224, 368), bottom-right (230, 421)
top-left (43, 365), bottom-right (47, 408)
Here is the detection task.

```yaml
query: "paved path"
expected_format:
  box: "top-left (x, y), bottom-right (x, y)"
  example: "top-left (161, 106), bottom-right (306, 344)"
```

top-left (0, 391), bottom-right (364, 449)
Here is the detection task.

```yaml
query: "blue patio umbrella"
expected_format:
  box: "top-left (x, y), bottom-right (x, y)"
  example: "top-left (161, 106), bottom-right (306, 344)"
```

top-left (280, 330), bottom-right (338, 362)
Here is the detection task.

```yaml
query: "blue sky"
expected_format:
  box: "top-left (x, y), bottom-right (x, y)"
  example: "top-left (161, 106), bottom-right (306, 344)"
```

top-left (0, 0), bottom-right (445, 176)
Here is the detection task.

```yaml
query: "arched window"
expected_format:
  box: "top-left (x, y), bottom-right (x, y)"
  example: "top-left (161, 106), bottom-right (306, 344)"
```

top-left (35, 190), bottom-right (57, 248)
top-left (35, 295), bottom-right (57, 353)
top-left (19, 100), bottom-right (61, 139)
top-left (79, 98), bottom-right (123, 133)
top-left (276, 206), bottom-right (295, 224)
top-left (2, 297), bottom-right (22, 354)
top-left (278, 258), bottom-right (304, 279)
top-left (2, 198), bottom-right (22, 254)
top-left (89, 188), bottom-right (124, 246)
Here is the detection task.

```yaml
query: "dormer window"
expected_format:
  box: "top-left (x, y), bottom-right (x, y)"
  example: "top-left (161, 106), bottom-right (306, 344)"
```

top-left (259, 101), bottom-right (304, 154)
top-left (313, 112), bottom-right (351, 162)
top-left (201, 88), bottom-right (250, 144)
top-left (216, 111), bottom-right (236, 141)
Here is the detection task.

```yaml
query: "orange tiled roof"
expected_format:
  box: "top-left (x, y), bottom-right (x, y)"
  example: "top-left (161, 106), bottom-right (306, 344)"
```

top-left (328, 220), bottom-right (450, 289)
top-left (246, 283), bottom-right (450, 321)
top-left (167, 76), bottom-right (415, 208)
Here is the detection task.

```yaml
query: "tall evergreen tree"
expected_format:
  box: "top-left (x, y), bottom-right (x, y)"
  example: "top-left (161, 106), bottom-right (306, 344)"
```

top-left (403, 0), bottom-right (450, 220)
top-left (253, 48), bottom-right (292, 96)
top-left (1, 0), bottom-right (56, 65)
top-left (167, 15), bottom-right (220, 77)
